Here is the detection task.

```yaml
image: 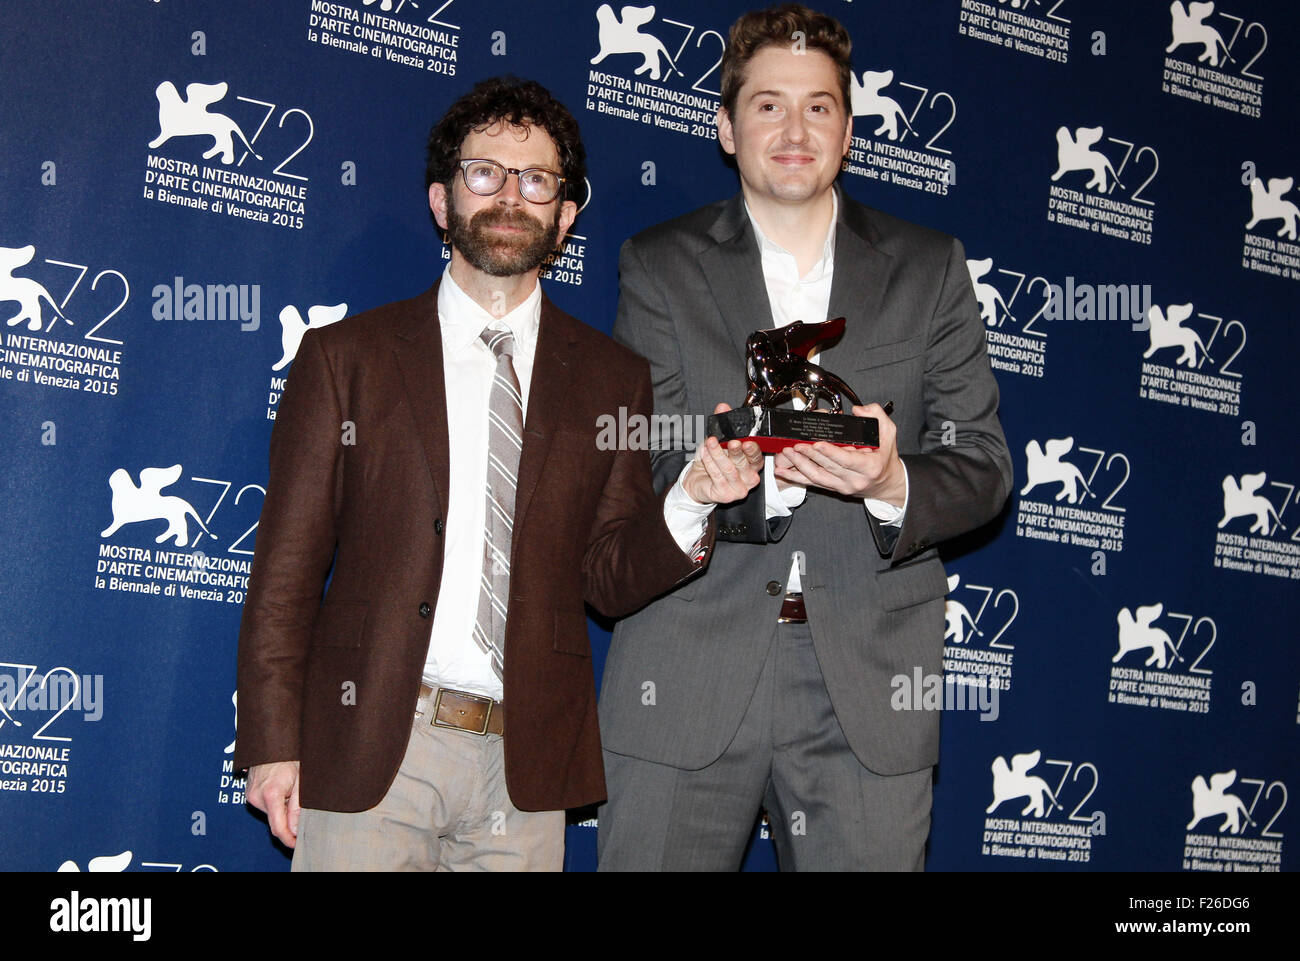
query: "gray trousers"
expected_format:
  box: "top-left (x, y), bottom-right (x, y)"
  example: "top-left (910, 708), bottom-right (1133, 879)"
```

top-left (597, 621), bottom-right (932, 871)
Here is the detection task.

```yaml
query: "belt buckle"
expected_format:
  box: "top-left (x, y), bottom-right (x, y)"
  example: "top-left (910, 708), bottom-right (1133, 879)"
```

top-left (433, 687), bottom-right (493, 735)
top-left (777, 591), bottom-right (805, 624)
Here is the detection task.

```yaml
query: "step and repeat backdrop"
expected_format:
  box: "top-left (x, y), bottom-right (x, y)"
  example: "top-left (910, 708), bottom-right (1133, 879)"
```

top-left (0, 0), bottom-right (1295, 872)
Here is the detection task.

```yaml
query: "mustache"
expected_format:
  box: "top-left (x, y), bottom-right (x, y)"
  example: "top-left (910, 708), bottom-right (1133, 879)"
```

top-left (469, 206), bottom-right (547, 233)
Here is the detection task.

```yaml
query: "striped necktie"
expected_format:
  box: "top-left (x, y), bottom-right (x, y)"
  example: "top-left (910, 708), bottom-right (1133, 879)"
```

top-left (474, 327), bottom-right (523, 680)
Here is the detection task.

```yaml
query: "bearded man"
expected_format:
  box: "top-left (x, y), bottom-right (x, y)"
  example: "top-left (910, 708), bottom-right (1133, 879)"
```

top-left (234, 77), bottom-right (760, 870)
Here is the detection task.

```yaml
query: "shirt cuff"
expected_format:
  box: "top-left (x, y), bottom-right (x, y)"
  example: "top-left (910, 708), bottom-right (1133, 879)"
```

top-left (864, 462), bottom-right (908, 526)
top-left (664, 460), bottom-right (714, 554)
top-left (764, 456), bottom-right (806, 519)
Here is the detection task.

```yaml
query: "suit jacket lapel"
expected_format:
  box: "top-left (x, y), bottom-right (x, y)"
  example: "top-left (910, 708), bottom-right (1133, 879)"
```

top-left (825, 190), bottom-right (893, 371)
top-left (392, 284), bottom-right (451, 526)
top-left (513, 294), bottom-right (576, 538)
top-left (699, 195), bottom-right (775, 365)
top-left (700, 191), bottom-right (894, 373)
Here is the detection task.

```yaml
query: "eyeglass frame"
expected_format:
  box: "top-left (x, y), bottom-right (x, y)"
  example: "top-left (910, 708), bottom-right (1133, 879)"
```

top-left (455, 158), bottom-right (567, 204)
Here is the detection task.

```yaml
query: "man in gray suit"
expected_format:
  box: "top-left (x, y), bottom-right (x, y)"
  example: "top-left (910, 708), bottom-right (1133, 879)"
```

top-left (597, 4), bottom-right (1012, 870)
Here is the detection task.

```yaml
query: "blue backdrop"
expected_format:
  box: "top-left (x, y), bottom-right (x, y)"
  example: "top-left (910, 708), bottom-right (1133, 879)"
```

top-left (1, 0), bottom-right (1294, 872)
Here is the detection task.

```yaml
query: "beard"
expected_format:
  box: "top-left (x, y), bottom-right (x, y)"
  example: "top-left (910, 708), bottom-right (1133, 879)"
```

top-left (445, 194), bottom-right (560, 277)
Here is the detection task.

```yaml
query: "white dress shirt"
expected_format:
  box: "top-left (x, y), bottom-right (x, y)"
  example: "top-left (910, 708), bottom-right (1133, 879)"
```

top-left (423, 269), bottom-right (542, 698)
top-left (427, 267), bottom-right (703, 698)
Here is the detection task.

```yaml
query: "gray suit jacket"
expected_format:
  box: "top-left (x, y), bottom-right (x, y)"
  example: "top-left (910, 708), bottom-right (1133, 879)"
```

top-left (599, 190), bottom-right (1013, 775)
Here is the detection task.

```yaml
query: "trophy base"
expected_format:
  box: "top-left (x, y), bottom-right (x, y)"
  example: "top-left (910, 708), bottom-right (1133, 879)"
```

top-left (707, 407), bottom-right (879, 453)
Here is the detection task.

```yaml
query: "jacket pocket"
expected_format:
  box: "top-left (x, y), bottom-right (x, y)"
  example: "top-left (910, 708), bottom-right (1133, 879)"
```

top-left (665, 577), bottom-right (702, 602)
top-left (554, 610), bottom-right (592, 657)
top-left (877, 560), bottom-right (948, 612)
top-left (855, 333), bottom-right (927, 372)
top-left (312, 600), bottom-right (369, 649)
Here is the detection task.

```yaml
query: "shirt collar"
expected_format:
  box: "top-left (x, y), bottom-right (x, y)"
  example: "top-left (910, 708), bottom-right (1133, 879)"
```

top-left (437, 264), bottom-right (543, 356)
top-left (743, 188), bottom-right (838, 281)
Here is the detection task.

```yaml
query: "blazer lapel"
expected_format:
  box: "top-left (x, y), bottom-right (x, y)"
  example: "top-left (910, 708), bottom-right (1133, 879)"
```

top-left (825, 190), bottom-right (893, 371)
top-left (392, 284), bottom-right (451, 525)
top-left (698, 195), bottom-right (775, 365)
top-left (512, 295), bottom-right (576, 539)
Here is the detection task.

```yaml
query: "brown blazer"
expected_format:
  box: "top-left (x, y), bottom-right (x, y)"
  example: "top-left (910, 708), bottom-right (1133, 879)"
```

top-left (233, 283), bottom-right (710, 812)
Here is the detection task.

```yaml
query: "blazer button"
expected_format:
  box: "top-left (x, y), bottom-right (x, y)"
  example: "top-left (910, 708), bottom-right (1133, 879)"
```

top-left (766, 581), bottom-right (782, 596)
top-left (434, 518), bottom-right (444, 535)
top-left (418, 602), bottom-right (432, 618)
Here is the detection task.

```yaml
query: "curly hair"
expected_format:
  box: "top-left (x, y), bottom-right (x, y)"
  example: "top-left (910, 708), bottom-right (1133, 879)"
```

top-left (425, 76), bottom-right (587, 202)
top-left (720, 4), bottom-right (853, 118)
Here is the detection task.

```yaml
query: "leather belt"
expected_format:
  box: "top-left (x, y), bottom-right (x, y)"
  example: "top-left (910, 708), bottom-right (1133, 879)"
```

top-left (415, 684), bottom-right (504, 736)
top-left (777, 591), bottom-right (807, 624)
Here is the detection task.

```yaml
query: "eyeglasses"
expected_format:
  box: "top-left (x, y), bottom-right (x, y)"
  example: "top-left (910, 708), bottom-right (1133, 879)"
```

top-left (457, 159), bottom-right (565, 204)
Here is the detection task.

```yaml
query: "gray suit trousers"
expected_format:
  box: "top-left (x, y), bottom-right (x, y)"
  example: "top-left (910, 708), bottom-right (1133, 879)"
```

top-left (597, 621), bottom-right (932, 871)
